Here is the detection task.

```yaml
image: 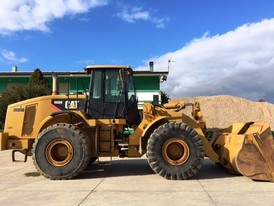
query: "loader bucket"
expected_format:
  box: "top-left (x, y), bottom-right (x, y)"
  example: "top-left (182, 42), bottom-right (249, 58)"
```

top-left (212, 122), bottom-right (274, 182)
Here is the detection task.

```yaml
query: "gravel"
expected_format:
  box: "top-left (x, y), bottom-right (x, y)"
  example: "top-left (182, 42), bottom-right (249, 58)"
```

top-left (171, 95), bottom-right (274, 130)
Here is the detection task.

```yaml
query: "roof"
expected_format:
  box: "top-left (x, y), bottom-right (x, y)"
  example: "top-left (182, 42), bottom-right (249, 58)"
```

top-left (0, 70), bottom-right (168, 77)
top-left (133, 70), bottom-right (169, 76)
top-left (0, 71), bottom-right (88, 77)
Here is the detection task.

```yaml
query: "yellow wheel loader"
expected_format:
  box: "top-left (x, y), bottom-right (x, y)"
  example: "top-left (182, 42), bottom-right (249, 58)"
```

top-left (0, 65), bottom-right (273, 181)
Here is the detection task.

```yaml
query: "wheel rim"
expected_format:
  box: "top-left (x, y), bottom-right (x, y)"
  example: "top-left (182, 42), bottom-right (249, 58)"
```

top-left (46, 139), bottom-right (74, 167)
top-left (162, 138), bottom-right (190, 166)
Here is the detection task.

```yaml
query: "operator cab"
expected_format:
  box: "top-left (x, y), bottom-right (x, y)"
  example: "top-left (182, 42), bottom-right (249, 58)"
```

top-left (85, 65), bottom-right (140, 124)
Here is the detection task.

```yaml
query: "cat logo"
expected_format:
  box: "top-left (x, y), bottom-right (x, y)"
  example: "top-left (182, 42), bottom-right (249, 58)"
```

top-left (65, 100), bottom-right (79, 109)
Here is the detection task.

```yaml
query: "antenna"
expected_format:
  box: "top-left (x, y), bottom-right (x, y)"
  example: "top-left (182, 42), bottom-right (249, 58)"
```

top-left (168, 58), bottom-right (175, 72)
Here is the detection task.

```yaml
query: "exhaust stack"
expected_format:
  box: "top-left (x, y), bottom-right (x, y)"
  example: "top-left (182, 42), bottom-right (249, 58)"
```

top-left (52, 73), bottom-right (59, 95)
top-left (149, 61), bottom-right (154, 72)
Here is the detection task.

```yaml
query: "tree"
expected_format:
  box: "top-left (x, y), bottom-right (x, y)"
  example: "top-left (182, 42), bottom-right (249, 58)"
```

top-left (29, 68), bottom-right (49, 86)
top-left (160, 91), bottom-right (170, 104)
top-left (0, 68), bottom-right (51, 129)
top-left (0, 85), bottom-right (28, 129)
top-left (28, 68), bottom-right (51, 98)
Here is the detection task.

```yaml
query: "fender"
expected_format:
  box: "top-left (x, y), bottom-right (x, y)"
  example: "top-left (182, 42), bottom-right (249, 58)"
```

top-left (141, 116), bottom-right (167, 138)
top-left (133, 113), bottom-right (219, 162)
top-left (37, 111), bottom-right (92, 134)
top-left (51, 111), bottom-right (90, 126)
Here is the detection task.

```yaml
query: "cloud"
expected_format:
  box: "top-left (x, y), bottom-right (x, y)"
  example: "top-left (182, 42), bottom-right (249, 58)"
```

top-left (76, 59), bottom-right (95, 65)
top-left (116, 7), bottom-right (169, 28)
top-left (1, 50), bottom-right (28, 64)
top-left (117, 7), bottom-right (150, 23)
top-left (136, 18), bottom-right (274, 103)
top-left (0, 0), bottom-right (108, 35)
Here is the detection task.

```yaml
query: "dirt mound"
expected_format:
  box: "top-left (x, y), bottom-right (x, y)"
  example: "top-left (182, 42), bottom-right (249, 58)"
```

top-left (171, 95), bottom-right (274, 130)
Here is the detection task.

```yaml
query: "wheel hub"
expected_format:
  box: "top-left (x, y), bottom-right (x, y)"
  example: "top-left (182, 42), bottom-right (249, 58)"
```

top-left (45, 139), bottom-right (74, 167)
top-left (162, 138), bottom-right (190, 165)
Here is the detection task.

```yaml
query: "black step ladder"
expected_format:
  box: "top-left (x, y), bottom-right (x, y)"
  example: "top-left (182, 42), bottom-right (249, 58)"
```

top-left (97, 125), bottom-right (113, 165)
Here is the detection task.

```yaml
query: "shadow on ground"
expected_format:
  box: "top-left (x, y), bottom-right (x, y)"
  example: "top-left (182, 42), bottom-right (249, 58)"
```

top-left (77, 158), bottom-right (236, 180)
top-left (78, 158), bottom-right (154, 179)
top-left (195, 158), bottom-right (237, 180)
top-left (24, 157), bottom-right (237, 180)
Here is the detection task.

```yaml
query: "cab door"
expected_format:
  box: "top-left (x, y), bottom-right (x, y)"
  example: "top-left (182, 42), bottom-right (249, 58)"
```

top-left (87, 69), bottom-right (125, 119)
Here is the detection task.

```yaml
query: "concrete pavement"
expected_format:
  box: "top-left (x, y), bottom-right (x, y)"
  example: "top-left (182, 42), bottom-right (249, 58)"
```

top-left (0, 150), bottom-right (273, 206)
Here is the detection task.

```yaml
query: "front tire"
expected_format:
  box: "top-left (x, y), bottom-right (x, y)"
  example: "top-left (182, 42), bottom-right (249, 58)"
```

top-left (32, 123), bottom-right (91, 180)
top-left (147, 122), bottom-right (204, 180)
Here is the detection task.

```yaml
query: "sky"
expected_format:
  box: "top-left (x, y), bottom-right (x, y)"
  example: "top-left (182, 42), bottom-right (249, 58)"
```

top-left (0, 0), bottom-right (274, 103)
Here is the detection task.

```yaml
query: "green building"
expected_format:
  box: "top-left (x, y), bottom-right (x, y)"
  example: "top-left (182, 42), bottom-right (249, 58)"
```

top-left (0, 66), bottom-right (168, 109)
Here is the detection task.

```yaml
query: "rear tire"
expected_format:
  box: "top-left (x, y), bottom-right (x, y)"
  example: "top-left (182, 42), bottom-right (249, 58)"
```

top-left (147, 122), bottom-right (204, 180)
top-left (32, 123), bottom-right (91, 180)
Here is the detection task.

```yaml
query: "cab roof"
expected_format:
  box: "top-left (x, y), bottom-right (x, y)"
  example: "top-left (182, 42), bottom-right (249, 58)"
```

top-left (84, 65), bottom-right (132, 74)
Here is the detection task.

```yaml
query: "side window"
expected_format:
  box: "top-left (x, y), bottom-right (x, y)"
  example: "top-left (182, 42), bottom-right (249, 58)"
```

top-left (92, 71), bottom-right (102, 99)
top-left (127, 76), bottom-right (137, 107)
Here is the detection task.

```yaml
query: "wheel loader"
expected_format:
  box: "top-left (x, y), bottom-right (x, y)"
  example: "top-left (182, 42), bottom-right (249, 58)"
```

top-left (0, 65), bottom-right (274, 182)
